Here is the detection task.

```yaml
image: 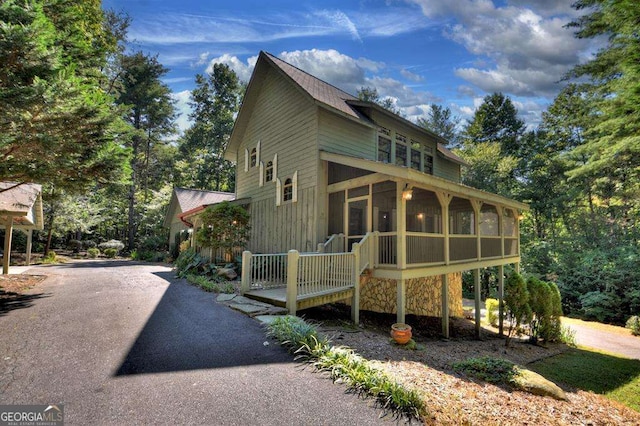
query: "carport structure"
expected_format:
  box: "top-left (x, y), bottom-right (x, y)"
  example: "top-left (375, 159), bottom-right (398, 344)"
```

top-left (0, 182), bottom-right (44, 274)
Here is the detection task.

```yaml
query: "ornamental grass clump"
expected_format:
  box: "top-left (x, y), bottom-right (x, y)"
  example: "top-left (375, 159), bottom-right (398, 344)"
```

top-left (266, 316), bottom-right (425, 420)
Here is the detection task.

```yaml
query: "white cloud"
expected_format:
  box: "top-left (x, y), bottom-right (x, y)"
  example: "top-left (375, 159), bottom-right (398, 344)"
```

top-left (207, 54), bottom-right (258, 83)
top-left (407, 0), bottom-right (594, 98)
top-left (279, 49), bottom-right (368, 94)
top-left (314, 10), bottom-right (361, 41)
top-left (171, 90), bottom-right (193, 135)
top-left (401, 69), bottom-right (424, 82)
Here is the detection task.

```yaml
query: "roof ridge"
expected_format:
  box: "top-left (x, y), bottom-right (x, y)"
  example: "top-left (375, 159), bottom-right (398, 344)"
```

top-left (263, 51), bottom-right (358, 101)
top-left (175, 187), bottom-right (234, 195)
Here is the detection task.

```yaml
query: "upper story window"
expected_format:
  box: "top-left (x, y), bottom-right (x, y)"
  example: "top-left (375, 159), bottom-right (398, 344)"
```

top-left (250, 148), bottom-right (257, 167)
top-left (410, 142), bottom-right (422, 171)
top-left (378, 136), bottom-right (391, 163)
top-left (265, 161), bottom-right (273, 182)
top-left (424, 154), bottom-right (433, 175)
top-left (283, 178), bottom-right (293, 201)
top-left (395, 133), bottom-right (408, 167)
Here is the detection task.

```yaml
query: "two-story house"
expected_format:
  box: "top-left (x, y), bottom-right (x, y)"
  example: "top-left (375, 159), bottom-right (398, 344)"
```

top-left (218, 52), bottom-right (527, 337)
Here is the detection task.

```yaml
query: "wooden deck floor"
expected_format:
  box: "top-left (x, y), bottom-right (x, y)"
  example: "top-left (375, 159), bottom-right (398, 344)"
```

top-left (244, 288), bottom-right (287, 308)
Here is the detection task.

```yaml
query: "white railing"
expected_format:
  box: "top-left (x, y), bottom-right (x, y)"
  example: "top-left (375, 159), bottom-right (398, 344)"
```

top-left (297, 252), bottom-right (354, 297)
top-left (241, 249), bottom-right (359, 318)
top-left (352, 232), bottom-right (374, 274)
top-left (317, 233), bottom-right (345, 253)
top-left (241, 252), bottom-right (288, 292)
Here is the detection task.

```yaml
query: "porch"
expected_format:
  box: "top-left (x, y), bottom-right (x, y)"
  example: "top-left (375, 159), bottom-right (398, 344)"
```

top-left (241, 155), bottom-right (528, 338)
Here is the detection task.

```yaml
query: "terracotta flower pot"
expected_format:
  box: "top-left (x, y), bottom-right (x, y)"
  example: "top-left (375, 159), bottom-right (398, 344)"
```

top-left (390, 323), bottom-right (412, 345)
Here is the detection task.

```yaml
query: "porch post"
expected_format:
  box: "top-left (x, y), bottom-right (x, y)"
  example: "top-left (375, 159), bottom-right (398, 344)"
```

top-left (397, 278), bottom-right (406, 324)
top-left (240, 250), bottom-right (252, 295)
top-left (396, 182), bottom-right (407, 269)
top-left (498, 265), bottom-right (504, 337)
top-left (474, 268), bottom-right (481, 339)
top-left (25, 229), bottom-right (33, 266)
top-left (435, 192), bottom-right (452, 265)
top-left (441, 273), bottom-right (449, 338)
top-left (471, 200), bottom-right (482, 260)
top-left (351, 247), bottom-right (360, 325)
top-left (3, 217), bottom-right (13, 275)
top-left (286, 250), bottom-right (299, 316)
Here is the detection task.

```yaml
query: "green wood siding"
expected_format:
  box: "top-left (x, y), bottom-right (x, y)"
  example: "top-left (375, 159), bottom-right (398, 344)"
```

top-left (235, 66), bottom-right (318, 202)
top-left (434, 158), bottom-right (461, 183)
top-left (248, 187), bottom-right (316, 253)
top-left (234, 66), bottom-right (319, 251)
top-left (317, 108), bottom-right (376, 159)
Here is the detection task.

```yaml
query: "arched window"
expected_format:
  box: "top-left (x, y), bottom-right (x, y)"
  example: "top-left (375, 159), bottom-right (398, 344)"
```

top-left (283, 178), bottom-right (293, 201)
top-left (250, 148), bottom-right (257, 167)
top-left (265, 161), bottom-right (273, 182)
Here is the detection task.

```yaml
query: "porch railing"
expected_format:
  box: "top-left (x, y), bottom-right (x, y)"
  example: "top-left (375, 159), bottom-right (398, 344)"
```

top-left (241, 249), bottom-right (359, 318)
top-left (317, 233), bottom-right (345, 253)
top-left (352, 232), bottom-right (374, 274)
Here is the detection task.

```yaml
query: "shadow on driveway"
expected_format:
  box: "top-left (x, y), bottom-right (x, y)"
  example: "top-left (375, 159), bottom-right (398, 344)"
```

top-left (114, 271), bottom-right (290, 376)
top-left (0, 291), bottom-right (50, 316)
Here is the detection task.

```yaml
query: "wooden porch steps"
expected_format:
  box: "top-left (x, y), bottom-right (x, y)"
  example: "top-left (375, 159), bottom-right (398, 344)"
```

top-left (244, 286), bottom-right (354, 311)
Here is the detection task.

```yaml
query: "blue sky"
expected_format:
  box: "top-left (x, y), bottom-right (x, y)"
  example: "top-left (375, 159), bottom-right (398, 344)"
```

top-left (102, 0), bottom-right (598, 133)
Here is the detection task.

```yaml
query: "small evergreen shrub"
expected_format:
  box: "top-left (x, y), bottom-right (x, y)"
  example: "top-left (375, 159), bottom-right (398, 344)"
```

top-left (98, 240), bottom-right (125, 253)
top-left (485, 298), bottom-right (499, 327)
top-left (104, 248), bottom-right (118, 258)
top-left (453, 356), bottom-right (520, 385)
top-left (504, 272), bottom-right (531, 347)
top-left (43, 251), bottom-right (57, 264)
top-left (626, 316), bottom-right (640, 336)
top-left (83, 240), bottom-right (97, 249)
top-left (67, 239), bottom-right (83, 253)
top-left (87, 248), bottom-right (100, 258)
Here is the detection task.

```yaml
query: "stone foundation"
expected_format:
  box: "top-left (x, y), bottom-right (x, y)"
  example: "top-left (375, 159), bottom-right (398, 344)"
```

top-left (346, 272), bottom-right (463, 317)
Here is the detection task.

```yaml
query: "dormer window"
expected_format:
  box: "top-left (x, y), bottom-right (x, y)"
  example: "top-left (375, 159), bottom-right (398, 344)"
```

top-left (283, 178), bottom-right (293, 201)
top-left (265, 161), bottom-right (273, 182)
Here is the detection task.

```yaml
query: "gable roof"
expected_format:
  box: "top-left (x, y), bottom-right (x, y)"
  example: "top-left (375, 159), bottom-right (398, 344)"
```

top-left (224, 51), bottom-right (464, 165)
top-left (163, 187), bottom-right (235, 227)
top-left (0, 182), bottom-right (44, 229)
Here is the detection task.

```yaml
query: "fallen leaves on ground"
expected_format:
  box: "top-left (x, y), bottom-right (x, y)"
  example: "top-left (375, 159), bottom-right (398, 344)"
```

top-left (315, 315), bottom-right (640, 425)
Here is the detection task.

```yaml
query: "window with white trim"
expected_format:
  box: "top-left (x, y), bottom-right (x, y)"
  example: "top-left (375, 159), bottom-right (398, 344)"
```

top-left (283, 178), bottom-right (293, 201)
top-left (250, 148), bottom-right (257, 167)
top-left (395, 133), bottom-right (408, 167)
top-left (265, 161), bottom-right (273, 182)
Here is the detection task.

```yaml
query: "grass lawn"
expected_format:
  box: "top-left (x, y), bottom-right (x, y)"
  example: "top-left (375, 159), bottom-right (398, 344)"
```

top-left (529, 347), bottom-right (640, 412)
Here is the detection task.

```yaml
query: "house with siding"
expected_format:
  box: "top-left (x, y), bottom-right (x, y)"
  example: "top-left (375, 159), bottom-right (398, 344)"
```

top-left (164, 187), bottom-right (235, 254)
top-left (208, 51), bottom-right (527, 337)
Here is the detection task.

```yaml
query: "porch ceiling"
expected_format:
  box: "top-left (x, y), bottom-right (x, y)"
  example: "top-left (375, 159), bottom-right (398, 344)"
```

top-left (320, 150), bottom-right (529, 211)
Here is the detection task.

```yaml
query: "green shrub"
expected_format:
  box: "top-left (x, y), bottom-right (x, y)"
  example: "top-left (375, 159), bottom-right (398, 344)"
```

top-left (266, 316), bottom-right (425, 420)
top-left (98, 240), bottom-right (125, 252)
top-left (626, 316), bottom-right (640, 336)
top-left (43, 251), bottom-right (57, 264)
top-left (67, 239), bottom-right (83, 253)
top-left (83, 240), bottom-right (97, 249)
top-left (453, 356), bottom-right (520, 385)
top-left (174, 248), bottom-right (205, 278)
top-left (87, 248), bottom-right (100, 258)
top-left (485, 298), bottom-right (499, 327)
top-left (186, 273), bottom-right (223, 293)
top-left (104, 248), bottom-right (117, 258)
top-left (504, 272), bottom-right (531, 347)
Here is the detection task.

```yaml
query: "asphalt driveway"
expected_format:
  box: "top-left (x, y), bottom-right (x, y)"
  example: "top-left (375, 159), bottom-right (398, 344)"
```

top-left (0, 261), bottom-right (387, 425)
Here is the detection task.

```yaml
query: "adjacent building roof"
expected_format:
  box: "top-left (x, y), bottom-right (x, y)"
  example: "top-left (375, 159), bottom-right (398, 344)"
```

top-left (226, 51), bottom-right (465, 165)
top-left (0, 182), bottom-right (44, 229)
top-left (163, 187), bottom-right (235, 228)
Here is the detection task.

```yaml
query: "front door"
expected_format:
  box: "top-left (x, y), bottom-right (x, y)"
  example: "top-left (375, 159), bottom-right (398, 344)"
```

top-left (346, 198), bottom-right (369, 251)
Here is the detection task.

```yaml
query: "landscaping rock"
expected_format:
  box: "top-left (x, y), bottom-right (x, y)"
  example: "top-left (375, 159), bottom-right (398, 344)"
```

top-left (514, 368), bottom-right (568, 401)
top-left (216, 294), bottom-right (236, 302)
top-left (217, 268), bottom-right (238, 280)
